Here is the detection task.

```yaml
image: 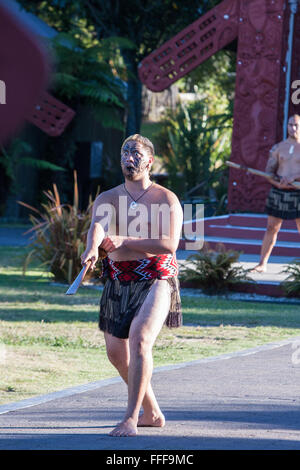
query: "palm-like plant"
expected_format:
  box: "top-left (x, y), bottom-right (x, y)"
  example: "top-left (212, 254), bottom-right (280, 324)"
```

top-left (51, 32), bottom-right (133, 130)
top-left (155, 101), bottom-right (232, 201)
top-left (180, 243), bottom-right (253, 294)
top-left (281, 261), bottom-right (300, 297)
top-left (19, 171), bottom-right (105, 283)
top-left (0, 139), bottom-right (65, 193)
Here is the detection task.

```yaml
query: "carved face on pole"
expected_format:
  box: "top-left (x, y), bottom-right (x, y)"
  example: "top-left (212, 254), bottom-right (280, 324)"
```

top-left (120, 141), bottom-right (153, 181)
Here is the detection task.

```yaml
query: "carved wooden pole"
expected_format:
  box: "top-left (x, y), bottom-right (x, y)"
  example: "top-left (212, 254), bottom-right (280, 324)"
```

top-left (228, 0), bottom-right (286, 211)
top-left (139, 0), bottom-right (300, 213)
top-left (229, 0), bottom-right (300, 211)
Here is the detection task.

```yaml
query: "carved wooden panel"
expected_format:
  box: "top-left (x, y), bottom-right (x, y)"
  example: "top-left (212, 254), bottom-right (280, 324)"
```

top-left (228, 0), bottom-right (286, 212)
top-left (26, 91), bottom-right (75, 137)
top-left (0, 3), bottom-right (49, 144)
top-left (0, 3), bottom-right (75, 142)
top-left (138, 0), bottom-right (239, 92)
top-left (139, 0), bottom-right (299, 212)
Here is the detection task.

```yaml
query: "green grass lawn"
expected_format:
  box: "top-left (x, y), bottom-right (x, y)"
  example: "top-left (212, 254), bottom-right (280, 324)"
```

top-left (1, 246), bottom-right (300, 405)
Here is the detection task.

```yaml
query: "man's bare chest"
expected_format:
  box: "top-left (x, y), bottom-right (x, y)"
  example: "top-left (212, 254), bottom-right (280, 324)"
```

top-left (278, 143), bottom-right (300, 166)
top-left (107, 195), bottom-right (170, 237)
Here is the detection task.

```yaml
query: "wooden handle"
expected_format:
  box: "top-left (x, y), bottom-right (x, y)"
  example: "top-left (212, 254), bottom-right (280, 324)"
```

top-left (65, 260), bottom-right (91, 295)
top-left (226, 161), bottom-right (300, 189)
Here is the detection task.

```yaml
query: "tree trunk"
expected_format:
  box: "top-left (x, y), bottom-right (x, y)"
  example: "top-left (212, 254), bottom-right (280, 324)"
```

top-left (122, 50), bottom-right (142, 137)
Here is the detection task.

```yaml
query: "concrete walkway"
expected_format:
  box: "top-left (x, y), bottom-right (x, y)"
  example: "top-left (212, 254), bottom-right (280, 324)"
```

top-left (0, 338), bottom-right (300, 450)
top-left (0, 226), bottom-right (32, 246)
top-left (1, 227), bottom-right (300, 450)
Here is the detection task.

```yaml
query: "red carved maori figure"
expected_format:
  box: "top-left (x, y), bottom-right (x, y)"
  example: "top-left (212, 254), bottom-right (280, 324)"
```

top-left (0, 2), bottom-right (75, 144)
top-left (138, 0), bottom-right (300, 212)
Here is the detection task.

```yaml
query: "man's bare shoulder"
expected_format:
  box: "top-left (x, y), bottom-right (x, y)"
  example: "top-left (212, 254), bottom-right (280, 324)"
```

top-left (94, 185), bottom-right (123, 204)
top-left (269, 142), bottom-right (281, 154)
top-left (271, 139), bottom-right (293, 152)
top-left (152, 183), bottom-right (181, 205)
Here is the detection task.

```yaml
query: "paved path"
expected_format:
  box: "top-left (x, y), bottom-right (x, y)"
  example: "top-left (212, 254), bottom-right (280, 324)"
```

top-left (0, 338), bottom-right (300, 450)
top-left (177, 252), bottom-right (293, 284)
top-left (0, 227), bottom-right (32, 246)
top-left (1, 227), bottom-right (299, 451)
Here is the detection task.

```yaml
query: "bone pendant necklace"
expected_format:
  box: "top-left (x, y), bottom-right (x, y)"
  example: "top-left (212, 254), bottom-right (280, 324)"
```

top-left (124, 182), bottom-right (153, 209)
top-left (289, 145), bottom-right (295, 155)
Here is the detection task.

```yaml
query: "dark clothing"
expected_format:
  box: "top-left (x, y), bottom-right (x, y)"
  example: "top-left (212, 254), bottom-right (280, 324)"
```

top-left (99, 276), bottom-right (182, 339)
top-left (98, 254), bottom-right (182, 339)
top-left (265, 186), bottom-right (300, 220)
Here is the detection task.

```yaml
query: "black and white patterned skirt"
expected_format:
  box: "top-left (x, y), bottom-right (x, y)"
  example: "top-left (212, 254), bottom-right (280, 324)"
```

top-left (265, 186), bottom-right (300, 220)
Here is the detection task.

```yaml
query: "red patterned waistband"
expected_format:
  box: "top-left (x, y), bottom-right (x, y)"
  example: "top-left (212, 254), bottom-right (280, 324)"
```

top-left (104, 254), bottom-right (178, 282)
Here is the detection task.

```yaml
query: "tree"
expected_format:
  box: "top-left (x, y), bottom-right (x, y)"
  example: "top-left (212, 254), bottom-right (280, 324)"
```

top-left (181, 48), bottom-right (236, 114)
top-left (51, 31), bottom-right (128, 131)
top-left (154, 100), bottom-right (232, 208)
top-left (1, 7), bottom-right (133, 216)
top-left (18, 0), bottom-right (220, 136)
top-left (0, 138), bottom-right (65, 218)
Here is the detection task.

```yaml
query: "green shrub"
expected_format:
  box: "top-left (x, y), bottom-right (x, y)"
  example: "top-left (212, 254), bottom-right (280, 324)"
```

top-left (19, 171), bottom-right (104, 283)
top-left (154, 101), bottom-right (232, 204)
top-left (179, 243), bottom-right (253, 294)
top-left (281, 261), bottom-right (300, 297)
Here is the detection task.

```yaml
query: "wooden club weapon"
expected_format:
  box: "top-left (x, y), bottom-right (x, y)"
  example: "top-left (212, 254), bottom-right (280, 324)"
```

top-left (65, 260), bottom-right (92, 295)
top-left (65, 248), bottom-right (107, 295)
top-left (226, 161), bottom-right (300, 189)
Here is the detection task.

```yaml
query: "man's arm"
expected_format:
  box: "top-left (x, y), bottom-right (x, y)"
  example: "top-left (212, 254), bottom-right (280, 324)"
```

top-left (85, 221), bottom-right (105, 252)
top-left (265, 144), bottom-right (279, 179)
top-left (280, 173), bottom-right (300, 184)
top-left (81, 193), bottom-right (113, 268)
top-left (265, 143), bottom-right (291, 188)
top-left (103, 194), bottom-right (183, 255)
top-left (266, 142), bottom-right (300, 188)
top-left (124, 206), bottom-right (181, 254)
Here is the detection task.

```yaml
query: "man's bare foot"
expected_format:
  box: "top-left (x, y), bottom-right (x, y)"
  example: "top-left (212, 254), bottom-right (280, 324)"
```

top-left (109, 418), bottom-right (138, 437)
top-left (251, 264), bottom-right (267, 273)
top-left (137, 412), bottom-right (165, 427)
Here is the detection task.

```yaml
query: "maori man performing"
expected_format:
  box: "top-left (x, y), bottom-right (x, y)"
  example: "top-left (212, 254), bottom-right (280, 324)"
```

top-left (253, 115), bottom-right (300, 272)
top-left (81, 134), bottom-right (183, 436)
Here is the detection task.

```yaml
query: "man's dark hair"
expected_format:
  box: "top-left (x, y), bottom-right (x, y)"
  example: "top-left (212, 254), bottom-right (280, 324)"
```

top-left (121, 134), bottom-right (155, 156)
top-left (289, 114), bottom-right (300, 121)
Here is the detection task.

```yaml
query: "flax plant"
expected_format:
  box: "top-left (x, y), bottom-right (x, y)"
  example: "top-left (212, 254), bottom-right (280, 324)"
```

top-left (281, 261), bottom-right (300, 297)
top-left (19, 171), bottom-right (102, 283)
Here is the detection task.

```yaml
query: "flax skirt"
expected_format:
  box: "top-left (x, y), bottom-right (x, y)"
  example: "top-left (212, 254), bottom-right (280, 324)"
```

top-left (99, 277), bottom-right (182, 339)
top-left (265, 187), bottom-right (300, 220)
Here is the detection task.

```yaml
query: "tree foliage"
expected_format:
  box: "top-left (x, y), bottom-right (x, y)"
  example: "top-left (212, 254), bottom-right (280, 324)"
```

top-left (50, 32), bottom-right (129, 130)
top-left (154, 100), bottom-right (232, 204)
top-left (18, 0), bottom-right (220, 134)
top-left (181, 49), bottom-right (236, 113)
top-left (0, 139), bottom-right (65, 195)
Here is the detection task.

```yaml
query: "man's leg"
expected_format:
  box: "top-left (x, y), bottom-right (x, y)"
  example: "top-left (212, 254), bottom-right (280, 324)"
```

top-left (104, 332), bottom-right (165, 427)
top-left (109, 279), bottom-right (171, 437)
top-left (295, 218), bottom-right (300, 234)
top-left (252, 215), bottom-right (283, 272)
